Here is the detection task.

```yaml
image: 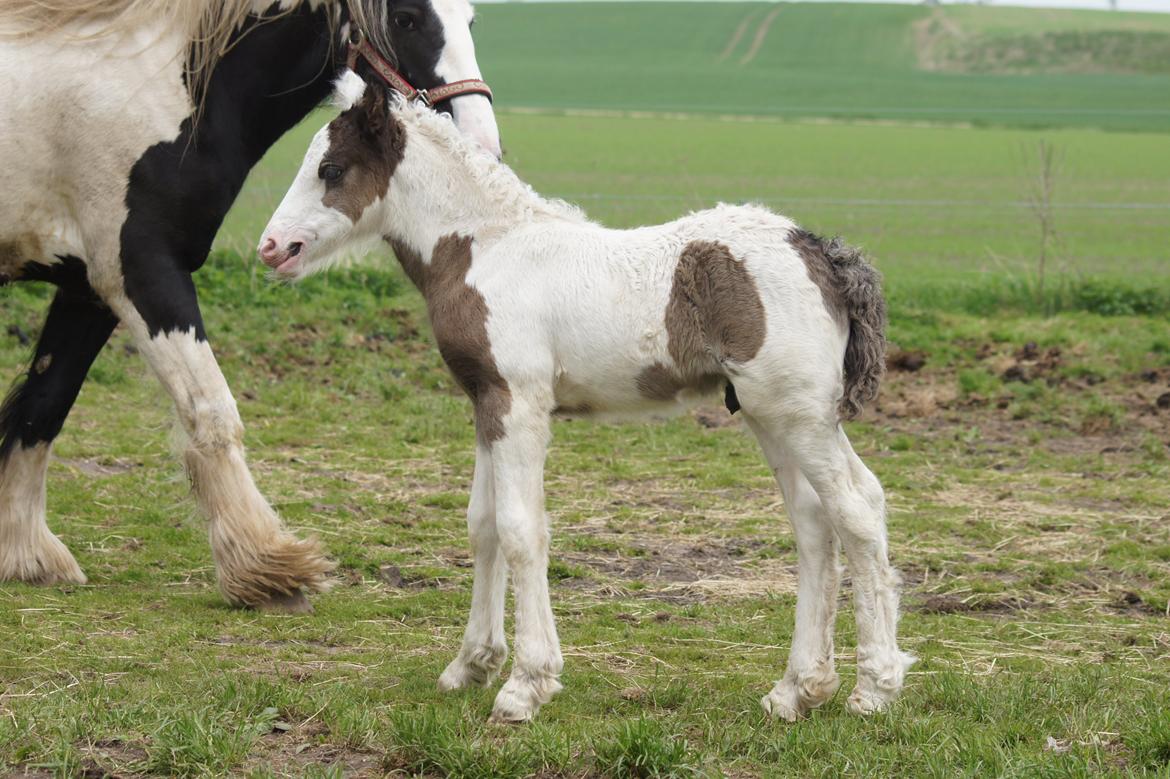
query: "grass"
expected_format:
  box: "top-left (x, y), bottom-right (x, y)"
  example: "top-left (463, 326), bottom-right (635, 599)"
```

top-left (3, 2), bottom-right (1170, 776)
top-left (224, 110), bottom-right (1170, 309)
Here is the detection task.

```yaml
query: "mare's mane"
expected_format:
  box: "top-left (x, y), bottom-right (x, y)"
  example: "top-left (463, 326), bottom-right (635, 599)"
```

top-left (0, 0), bottom-right (352, 112)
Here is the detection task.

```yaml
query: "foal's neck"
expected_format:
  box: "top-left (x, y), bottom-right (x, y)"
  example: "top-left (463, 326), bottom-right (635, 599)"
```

top-left (384, 115), bottom-right (536, 260)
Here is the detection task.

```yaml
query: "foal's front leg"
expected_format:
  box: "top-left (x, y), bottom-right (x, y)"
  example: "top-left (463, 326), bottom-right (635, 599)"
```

top-left (486, 398), bottom-right (562, 723)
top-left (439, 442), bottom-right (508, 690)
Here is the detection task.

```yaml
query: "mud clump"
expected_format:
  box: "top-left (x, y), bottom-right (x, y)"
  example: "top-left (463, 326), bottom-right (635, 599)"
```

top-left (888, 347), bottom-right (927, 373)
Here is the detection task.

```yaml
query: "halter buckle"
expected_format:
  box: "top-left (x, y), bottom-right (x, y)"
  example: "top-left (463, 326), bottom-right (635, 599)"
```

top-left (414, 89), bottom-right (432, 106)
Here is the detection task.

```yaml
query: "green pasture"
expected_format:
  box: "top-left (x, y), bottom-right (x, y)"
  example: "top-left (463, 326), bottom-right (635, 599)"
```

top-left (468, 2), bottom-right (1170, 131)
top-left (223, 111), bottom-right (1170, 304)
top-left (4, 2), bottom-right (1170, 777)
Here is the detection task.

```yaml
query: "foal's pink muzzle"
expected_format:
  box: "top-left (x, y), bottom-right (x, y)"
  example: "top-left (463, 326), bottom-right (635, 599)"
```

top-left (258, 232), bottom-right (309, 274)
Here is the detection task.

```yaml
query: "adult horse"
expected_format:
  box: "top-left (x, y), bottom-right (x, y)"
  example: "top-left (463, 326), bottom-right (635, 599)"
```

top-left (0, 0), bottom-right (498, 612)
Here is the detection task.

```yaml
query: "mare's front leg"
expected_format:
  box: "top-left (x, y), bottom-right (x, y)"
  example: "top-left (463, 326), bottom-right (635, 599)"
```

top-left (104, 264), bottom-right (333, 612)
top-left (487, 395), bottom-right (562, 723)
top-left (439, 442), bottom-right (508, 689)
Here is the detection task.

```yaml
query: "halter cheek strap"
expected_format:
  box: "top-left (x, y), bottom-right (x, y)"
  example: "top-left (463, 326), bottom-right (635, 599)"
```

top-left (345, 30), bottom-right (493, 107)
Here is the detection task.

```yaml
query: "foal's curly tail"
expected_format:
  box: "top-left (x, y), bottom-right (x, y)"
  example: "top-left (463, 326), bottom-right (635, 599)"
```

top-left (789, 229), bottom-right (887, 420)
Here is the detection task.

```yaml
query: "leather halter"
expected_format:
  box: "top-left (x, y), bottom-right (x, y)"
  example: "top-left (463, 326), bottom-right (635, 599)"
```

top-left (345, 28), bottom-right (493, 107)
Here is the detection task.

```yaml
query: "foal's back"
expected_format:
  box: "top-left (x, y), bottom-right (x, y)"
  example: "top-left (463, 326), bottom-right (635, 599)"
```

top-left (472, 203), bottom-right (846, 416)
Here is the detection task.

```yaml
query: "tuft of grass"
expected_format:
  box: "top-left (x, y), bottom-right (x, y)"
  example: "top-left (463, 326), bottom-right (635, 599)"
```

top-left (387, 707), bottom-right (546, 779)
top-left (146, 707), bottom-right (270, 778)
top-left (594, 718), bottom-right (701, 779)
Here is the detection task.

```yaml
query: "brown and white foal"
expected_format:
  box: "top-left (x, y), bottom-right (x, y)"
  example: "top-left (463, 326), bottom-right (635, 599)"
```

top-left (260, 73), bottom-right (913, 723)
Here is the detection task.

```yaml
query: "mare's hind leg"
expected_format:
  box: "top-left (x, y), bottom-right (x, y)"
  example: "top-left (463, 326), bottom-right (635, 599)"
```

top-left (0, 287), bottom-right (117, 584)
top-left (743, 415), bottom-right (842, 721)
top-left (102, 268), bottom-right (333, 612)
top-left (439, 442), bottom-right (508, 690)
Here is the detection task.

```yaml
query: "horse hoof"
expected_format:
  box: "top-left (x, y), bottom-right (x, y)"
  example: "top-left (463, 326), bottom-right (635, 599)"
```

top-left (760, 691), bottom-right (802, 722)
top-left (255, 590), bottom-right (314, 614)
top-left (846, 687), bottom-right (886, 715)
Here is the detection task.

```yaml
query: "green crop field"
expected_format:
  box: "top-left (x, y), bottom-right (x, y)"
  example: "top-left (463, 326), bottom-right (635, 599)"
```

top-left (3, 3), bottom-right (1170, 778)
top-left (468, 2), bottom-right (1170, 131)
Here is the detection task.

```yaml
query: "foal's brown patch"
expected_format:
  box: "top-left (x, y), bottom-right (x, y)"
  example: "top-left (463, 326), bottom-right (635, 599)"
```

top-left (637, 240), bottom-right (766, 400)
top-left (321, 88), bottom-right (406, 223)
top-left (390, 235), bottom-right (512, 444)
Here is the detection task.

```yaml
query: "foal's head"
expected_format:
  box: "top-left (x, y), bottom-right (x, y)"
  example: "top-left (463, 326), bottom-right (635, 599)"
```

top-left (259, 74), bottom-right (414, 278)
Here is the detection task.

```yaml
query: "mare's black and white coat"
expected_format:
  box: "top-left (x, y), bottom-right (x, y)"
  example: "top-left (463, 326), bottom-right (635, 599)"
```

top-left (0, 0), bottom-right (497, 611)
top-left (262, 75), bottom-right (913, 722)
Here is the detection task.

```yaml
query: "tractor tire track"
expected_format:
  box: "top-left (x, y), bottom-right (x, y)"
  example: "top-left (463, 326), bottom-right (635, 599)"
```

top-left (718, 9), bottom-right (760, 63)
top-left (739, 5), bottom-right (783, 66)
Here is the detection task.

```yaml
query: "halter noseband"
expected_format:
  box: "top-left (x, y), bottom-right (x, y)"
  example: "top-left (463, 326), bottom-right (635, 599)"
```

top-left (345, 28), bottom-right (493, 107)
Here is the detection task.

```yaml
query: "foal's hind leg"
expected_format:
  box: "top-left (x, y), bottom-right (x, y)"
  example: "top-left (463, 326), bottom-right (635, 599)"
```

top-left (744, 415), bottom-right (842, 721)
top-left (439, 442), bottom-right (509, 690)
top-left (781, 419), bottom-right (913, 715)
top-left (0, 288), bottom-right (117, 584)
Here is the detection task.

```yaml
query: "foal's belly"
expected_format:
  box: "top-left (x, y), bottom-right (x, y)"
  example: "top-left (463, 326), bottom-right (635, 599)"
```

top-left (550, 349), bottom-right (725, 420)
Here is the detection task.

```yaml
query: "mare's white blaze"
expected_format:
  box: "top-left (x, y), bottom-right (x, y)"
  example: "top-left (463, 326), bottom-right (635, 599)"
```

top-left (431, 0), bottom-right (501, 158)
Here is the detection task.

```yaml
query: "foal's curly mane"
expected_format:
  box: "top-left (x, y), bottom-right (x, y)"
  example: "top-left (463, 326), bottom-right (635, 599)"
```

top-left (0, 0), bottom-right (352, 115)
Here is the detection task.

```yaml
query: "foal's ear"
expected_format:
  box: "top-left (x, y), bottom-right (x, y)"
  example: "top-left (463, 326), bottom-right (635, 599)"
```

top-left (357, 85), bottom-right (388, 139)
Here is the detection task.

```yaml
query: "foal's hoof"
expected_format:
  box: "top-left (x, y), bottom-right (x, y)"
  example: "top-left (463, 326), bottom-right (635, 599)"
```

top-left (489, 676), bottom-right (562, 724)
top-left (254, 589), bottom-right (314, 615)
top-left (846, 686), bottom-right (888, 716)
top-left (489, 688), bottom-right (537, 724)
top-left (761, 673), bottom-right (839, 722)
top-left (760, 687), bottom-right (803, 722)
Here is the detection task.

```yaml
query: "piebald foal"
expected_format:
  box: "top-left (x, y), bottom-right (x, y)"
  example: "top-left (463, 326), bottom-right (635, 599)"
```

top-left (261, 73), bottom-right (913, 723)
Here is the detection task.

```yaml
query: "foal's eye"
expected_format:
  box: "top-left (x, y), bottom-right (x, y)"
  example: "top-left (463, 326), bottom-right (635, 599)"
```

top-left (319, 164), bottom-right (344, 183)
top-left (393, 12), bottom-right (417, 31)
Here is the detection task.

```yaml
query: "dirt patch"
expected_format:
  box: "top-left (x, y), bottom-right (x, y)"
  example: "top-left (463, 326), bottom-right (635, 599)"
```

top-left (564, 539), bottom-right (750, 585)
top-left (692, 404), bottom-right (739, 429)
top-left (55, 457), bottom-right (139, 477)
top-left (76, 739), bottom-right (150, 778)
top-left (915, 593), bottom-right (1034, 615)
top-left (867, 337), bottom-right (1170, 454)
top-left (887, 346), bottom-right (927, 373)
top-left (248, 722), bottom-right (386, 779)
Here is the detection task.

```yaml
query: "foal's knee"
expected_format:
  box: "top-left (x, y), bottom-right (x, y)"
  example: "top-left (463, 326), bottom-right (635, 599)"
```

top-left (466, 506), bottom-right (497, 552)
top-left (494, 512), bottom-right (549, 567)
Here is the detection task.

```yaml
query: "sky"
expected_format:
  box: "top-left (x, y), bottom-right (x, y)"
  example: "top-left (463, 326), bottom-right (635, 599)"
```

top-left (476, 0), bottom-right (1170, 13)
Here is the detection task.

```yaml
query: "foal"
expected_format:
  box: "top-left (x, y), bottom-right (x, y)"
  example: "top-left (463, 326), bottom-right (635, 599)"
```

top-left (261, 73), bottom-right (913, 723)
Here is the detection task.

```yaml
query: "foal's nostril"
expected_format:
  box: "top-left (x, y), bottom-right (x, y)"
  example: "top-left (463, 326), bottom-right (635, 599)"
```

top-left (287, 242), bottom-right (303, 257)
top-left (260, 237), bottom-right (277, 256)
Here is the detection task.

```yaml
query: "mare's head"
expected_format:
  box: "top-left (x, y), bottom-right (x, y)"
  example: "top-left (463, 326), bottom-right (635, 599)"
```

top-left (259, 73), bottom-right (417, 278)
top-left (351, 0), bottom-right (499, 157)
